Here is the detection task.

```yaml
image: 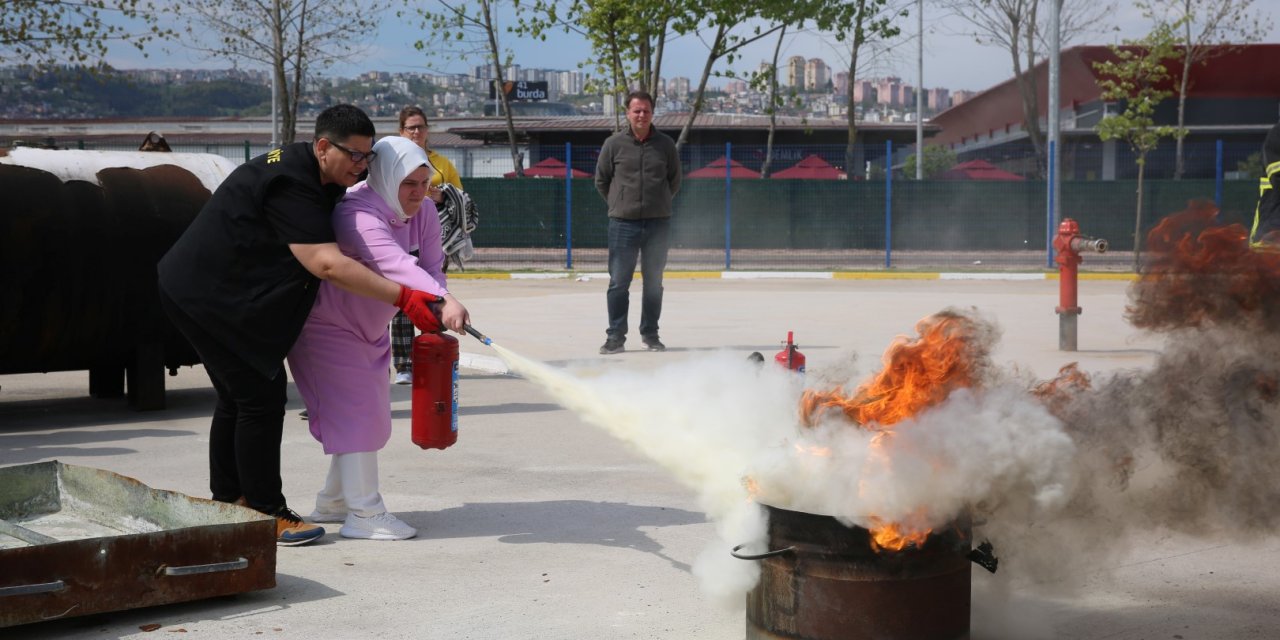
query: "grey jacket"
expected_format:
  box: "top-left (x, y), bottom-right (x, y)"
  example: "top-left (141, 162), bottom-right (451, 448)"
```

top-left (594, 127), bottom-right (681, 219)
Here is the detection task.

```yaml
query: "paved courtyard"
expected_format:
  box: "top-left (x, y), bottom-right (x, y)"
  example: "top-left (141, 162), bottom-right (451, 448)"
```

top-left (2, 277), bottom-right (1277, 639)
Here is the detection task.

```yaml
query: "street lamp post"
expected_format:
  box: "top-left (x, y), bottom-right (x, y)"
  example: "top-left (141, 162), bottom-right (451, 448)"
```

top-left (1046, 0), bottom-right (1063, 266)
top-left (916, 0), bottom-right (924, 180)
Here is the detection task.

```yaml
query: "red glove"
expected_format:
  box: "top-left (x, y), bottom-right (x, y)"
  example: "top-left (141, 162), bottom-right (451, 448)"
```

top-left (395, 286), bottom-right (442, 333)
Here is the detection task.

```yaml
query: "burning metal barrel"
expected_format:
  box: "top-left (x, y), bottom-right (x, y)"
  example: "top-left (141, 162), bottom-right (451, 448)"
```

top-left (736, 504), bottom-right (972, 640)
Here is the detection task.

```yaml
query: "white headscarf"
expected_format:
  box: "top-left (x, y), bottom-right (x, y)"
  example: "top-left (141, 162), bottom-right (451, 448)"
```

top-left (368, 135), bottom-right (433, 222)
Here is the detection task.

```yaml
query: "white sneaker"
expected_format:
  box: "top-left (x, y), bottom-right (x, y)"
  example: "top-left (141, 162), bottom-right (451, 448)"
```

top-left (307, 508), bottom-right (346, 524)
top-left (339, 512), bottom-right (417, 540)
top-left (394, 371), bottom-right (413, 385)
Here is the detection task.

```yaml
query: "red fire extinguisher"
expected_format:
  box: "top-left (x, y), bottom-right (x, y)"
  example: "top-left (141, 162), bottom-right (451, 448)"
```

top-left (411, 331), bottom-right (459, 450)
top-left (774, 331), bottom-right (806, 373)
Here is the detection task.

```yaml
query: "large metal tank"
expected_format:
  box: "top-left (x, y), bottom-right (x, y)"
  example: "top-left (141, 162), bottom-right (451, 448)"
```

top-left (0, 147), bottom-right (236, 409)
top-left (739, 503), bottom-right (972, 640)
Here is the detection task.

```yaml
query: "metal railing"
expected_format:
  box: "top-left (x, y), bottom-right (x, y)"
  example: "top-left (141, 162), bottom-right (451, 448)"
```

top-left (33, 139), bottom-right (1268, 271)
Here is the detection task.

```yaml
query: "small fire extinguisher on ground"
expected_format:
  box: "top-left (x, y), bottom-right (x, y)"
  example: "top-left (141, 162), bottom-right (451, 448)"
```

top-left (411, 331), bottom-right (459, 450)
top-left (774, 331), bottom-right (806, 374)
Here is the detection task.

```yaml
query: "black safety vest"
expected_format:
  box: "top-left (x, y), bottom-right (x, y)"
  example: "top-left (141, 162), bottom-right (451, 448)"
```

top-left (1250, 160), bottom-right (1280, 246)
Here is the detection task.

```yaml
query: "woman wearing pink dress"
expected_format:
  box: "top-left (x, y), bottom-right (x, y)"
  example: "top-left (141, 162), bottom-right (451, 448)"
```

top-left (287, 135), bottom-right (470, 540)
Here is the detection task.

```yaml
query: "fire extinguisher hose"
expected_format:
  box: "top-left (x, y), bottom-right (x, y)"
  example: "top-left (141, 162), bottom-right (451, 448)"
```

top-left (463, 324), bottom-right (492, 346)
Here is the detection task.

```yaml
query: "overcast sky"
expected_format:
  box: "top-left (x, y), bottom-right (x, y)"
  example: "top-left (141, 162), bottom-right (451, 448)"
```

top-left (108, 1), bottom-right (1280, 95)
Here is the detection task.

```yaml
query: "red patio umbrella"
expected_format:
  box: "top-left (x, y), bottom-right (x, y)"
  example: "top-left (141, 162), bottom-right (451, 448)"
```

top-left (937, 159), bottom-right (1025, 181)
top-left (770, 154), bottom-right (847, 180)
top-left (687, 155), bottom-right (761, 179)
top-left (504, 157), bottom-right (591, 178)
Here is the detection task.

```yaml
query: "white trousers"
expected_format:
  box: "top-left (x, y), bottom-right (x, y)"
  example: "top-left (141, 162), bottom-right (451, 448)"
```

top-left (315, 451), bottom-right (386, 517)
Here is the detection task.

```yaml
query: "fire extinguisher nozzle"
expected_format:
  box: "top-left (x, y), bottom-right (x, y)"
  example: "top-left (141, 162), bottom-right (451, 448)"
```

top-left (464, 324), bottom-right (492, 346)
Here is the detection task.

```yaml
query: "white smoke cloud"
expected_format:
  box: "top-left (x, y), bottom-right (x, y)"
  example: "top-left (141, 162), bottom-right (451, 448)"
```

top-left (492, 346), bottom-right (798, 602)
top-left (492, 328), bottom-right (1086, 602)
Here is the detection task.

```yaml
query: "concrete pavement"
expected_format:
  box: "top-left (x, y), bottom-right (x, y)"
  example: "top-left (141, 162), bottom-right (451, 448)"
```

top-left (3, 276), bottom-right (1278, 639)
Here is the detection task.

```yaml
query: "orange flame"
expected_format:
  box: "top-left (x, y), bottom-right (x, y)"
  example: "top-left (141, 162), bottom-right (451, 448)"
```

top-left (801, 311), bottom-right (983, 429)
top-left (1032, 362), bottom-right (1092, 416)
top-left (797, 311), bottom-right (986, 552)
top-left (866, 516), bottom-right (932, 552)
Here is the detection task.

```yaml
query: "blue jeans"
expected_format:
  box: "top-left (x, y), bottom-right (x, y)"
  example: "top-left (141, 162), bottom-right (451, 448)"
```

top-left (607, 217), bottom-right (670, 340)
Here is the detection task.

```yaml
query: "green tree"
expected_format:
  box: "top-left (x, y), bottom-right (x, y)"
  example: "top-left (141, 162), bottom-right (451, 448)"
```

top-left (902, 145), bottom-right (957, 180)
top-left (1141, 0), bottom-right (1271, 179)
top-left (177, 0), bottom-right (388, 144)
top-left (938, 0), bottom-right (1105, 178)
top-left (516, 0), bottom-right (688, 131)
top-left (822, 0), bottom-right (904, 183)
top-left (405, 0), bottom-right (526, 176)
top-left (751, 25), bottom-right (794, 178)
top-left (669, 2), bottom-right (799, 150)
top-left (1, 1), bottom-right (168, 69)
top-left (1093, 21), bottom-right (1185, 271)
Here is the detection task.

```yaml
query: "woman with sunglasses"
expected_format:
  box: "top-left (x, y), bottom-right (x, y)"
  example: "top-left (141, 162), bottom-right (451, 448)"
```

top-left (287, 135), bottom-right (470, 540)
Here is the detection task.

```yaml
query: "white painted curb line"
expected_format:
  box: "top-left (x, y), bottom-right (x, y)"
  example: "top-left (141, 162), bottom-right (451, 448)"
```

top-left (459, 351), bottom-right (510, 375)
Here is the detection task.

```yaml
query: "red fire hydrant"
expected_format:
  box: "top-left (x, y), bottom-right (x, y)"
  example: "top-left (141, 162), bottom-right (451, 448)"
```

top-left (1052, 218), bottom-right (1108, 351)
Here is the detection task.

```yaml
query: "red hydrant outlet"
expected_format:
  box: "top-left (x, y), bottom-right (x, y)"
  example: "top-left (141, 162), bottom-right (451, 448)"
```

top-left (1052, 218), bottom-right (1107, 351)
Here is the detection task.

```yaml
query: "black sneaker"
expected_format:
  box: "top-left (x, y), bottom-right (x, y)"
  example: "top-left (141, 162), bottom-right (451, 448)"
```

top-left (642, 336), bottom-right (666, 352)
top-left (599, 336), bottom-right (625, 355)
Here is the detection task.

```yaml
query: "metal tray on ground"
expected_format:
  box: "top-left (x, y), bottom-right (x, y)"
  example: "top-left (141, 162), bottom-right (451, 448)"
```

top-left (0, 460), bottom-right (276, 628)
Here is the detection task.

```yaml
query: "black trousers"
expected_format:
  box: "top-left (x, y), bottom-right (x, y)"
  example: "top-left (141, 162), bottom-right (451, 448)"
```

top-left (159, 290), bottom-right (288, 513)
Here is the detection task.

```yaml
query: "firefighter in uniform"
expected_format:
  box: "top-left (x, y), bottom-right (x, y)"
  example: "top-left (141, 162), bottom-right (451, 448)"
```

top-left (1248, 119), bottom-right (1280, 247)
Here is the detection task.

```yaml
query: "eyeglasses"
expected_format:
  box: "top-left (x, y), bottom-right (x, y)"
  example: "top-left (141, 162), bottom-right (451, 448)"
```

top-left (402, 125), bottom-right (427, 132)
top-left (326, 138), bottom-right (376, 163)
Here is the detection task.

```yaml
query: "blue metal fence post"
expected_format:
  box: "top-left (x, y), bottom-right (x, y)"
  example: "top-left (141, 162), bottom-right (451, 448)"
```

top-left (885, 141), bottom-right (893, 268)
top-left (725, 141), bottom-right (732, 270)
top-left (566, 142), bottom-right (574, 269)
top-left (1215, 139), bottom-right (1224, 209)
top-left (1046, 139), bottom-right (1056, 268)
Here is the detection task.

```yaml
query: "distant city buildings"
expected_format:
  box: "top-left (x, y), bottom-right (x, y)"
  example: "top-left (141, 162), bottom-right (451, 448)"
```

top-left (804, 58), bottom-right (829, 91)
top-left (1, 55), bottom-right (978, 121)
top-left (664, 76), bottom-right (691, 98)
top-left (786, 56), bottom-right (806, 88)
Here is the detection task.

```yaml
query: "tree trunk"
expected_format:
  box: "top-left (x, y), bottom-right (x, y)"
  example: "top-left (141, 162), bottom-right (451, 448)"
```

top-left (271, 0), bottom-right (287, 146)
top-left (674, 24), bottom-right (726, 150)
top-left (1174, 21), bottom-right (1193, 180)
top-left (760, 25), bottom-right (786, 178)
top-left (650, 23), bottom-right (668, 100)
top-left (844, 0), bottom-right (868, 178)
top-left (481, 0), bottom-right (522, 176)
top-left (1133, 157), bottom-right (1146, 272)
top-left (1018, 9), bottom-right (1046, 178)
top-left (285, 0), bottom-right (308, 146)
top-left (639, 37), bottom-right (651, 93)
top-left (607, 15), bottom-right (625, 130)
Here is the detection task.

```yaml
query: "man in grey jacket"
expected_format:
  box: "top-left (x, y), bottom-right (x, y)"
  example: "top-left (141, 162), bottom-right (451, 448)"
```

top-left (594, 90), bottom-right (682, 355)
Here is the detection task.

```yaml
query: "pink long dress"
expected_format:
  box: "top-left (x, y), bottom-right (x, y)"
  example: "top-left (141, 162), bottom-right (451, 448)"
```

top-left (287, 182), bottom-right (448, 454)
